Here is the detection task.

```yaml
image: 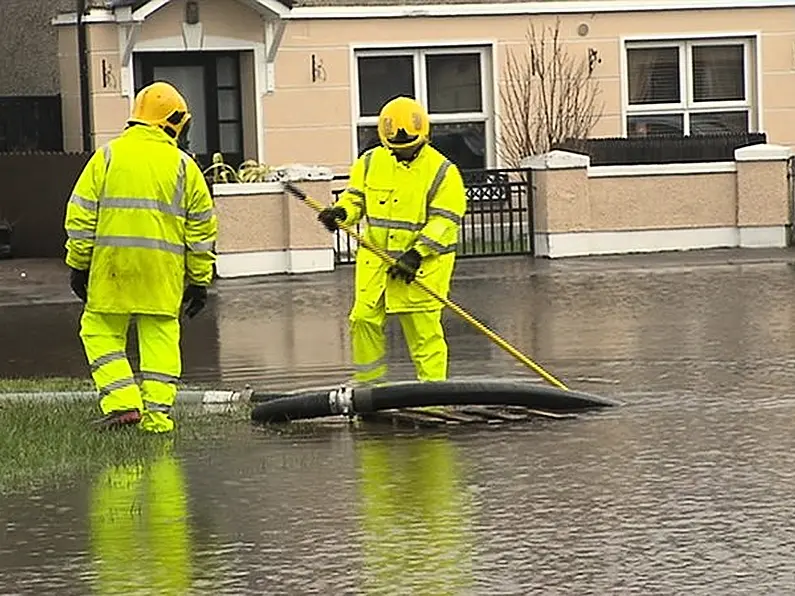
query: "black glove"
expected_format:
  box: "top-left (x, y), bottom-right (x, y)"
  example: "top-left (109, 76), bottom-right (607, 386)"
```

top-left (318, 206), bottom-right (347, 232)
top-left (388, 248), bottom-right (422, 284)
top-left (182, 285), bottom-right (208, 319)
top-left (69, 267), bottom-right (89, 302)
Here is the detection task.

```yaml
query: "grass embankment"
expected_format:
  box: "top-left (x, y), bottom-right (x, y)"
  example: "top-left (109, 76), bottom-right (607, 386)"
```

top-left (0, 378), bottom-right (252, 495)
top-left (0, 377), bottom-right (95, 393)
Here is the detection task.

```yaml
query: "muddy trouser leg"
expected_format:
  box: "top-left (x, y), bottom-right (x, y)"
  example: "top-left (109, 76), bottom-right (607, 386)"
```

top-left (136, 314), bottom-right (181, 433)
top-left (398, 309), bottom-right (448, 382)
top-left (349, 293), bottom-right (388, 385)
top-left (80, 309), bottom-right (144, 415)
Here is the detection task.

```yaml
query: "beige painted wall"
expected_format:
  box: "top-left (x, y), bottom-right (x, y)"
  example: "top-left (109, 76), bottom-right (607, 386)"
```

top-left (268, 7), bottom-right (795, 170)
top-left (56, 3), bottom-right (795, 171)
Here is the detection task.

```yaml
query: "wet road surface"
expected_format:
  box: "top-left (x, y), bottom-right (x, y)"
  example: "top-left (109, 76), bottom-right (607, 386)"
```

top-left (3, 249), bottom-right (795, 593)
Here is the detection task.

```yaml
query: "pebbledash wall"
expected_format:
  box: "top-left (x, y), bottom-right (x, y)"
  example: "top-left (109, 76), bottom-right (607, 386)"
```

top-left (211, 142), bottom-right (792, 276)
top-left (523, 143), bottom-right (793, 258)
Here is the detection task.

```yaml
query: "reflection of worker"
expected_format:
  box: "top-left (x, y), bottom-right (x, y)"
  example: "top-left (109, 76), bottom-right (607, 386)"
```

top-left (318, 96), bottom-right (467, 385)
top-left (63, 81), bottom-right (218, 432)
top-left (89, 444), bottom-right (193, 595)
top-left (356, 435), bottom-right (474, 594)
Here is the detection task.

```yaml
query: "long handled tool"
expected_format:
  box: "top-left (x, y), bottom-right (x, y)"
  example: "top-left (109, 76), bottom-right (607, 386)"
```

top-left (282, 181), bottom-right (569, 391)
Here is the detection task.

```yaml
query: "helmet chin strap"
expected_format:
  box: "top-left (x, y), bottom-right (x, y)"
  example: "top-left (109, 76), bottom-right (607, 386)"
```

top-left (390, 142), bottom-right (425, 163)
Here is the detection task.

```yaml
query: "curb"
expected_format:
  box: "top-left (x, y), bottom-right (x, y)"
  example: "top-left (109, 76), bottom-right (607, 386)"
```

top-left (0, 389), bottom-right (247, 404)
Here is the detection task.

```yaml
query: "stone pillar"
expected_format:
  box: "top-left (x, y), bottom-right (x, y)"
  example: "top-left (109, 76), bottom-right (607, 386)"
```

top-left (86, 24), bottom-right (128, 148)
top-left (734, 143), bottom-right (793, 248)
top-left (520, 150), bottom-right (591, 257)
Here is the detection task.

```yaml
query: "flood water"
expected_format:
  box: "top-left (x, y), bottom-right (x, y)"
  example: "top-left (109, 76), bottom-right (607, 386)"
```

top-left (3, 249), bottom-right (795, 594)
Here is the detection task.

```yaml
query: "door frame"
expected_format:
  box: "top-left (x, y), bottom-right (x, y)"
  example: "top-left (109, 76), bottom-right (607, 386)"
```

top-left (134, 51), bottom-right (245, 169)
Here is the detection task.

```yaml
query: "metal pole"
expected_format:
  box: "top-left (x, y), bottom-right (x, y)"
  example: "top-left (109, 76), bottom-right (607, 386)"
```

top-left (76, 0), bottom-right (92, 152)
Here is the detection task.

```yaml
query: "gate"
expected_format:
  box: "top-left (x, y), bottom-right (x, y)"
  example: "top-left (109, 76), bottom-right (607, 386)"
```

top-left (331, 168), bottom-right (534, 265)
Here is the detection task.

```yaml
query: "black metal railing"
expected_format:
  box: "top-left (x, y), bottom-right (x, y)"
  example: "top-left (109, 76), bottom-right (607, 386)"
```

top-left (330, 168), bottom-right (533, 264)
top-left (0, 95), bottom-right (64, 153)
top-left (553, 133), bottom-right (767, 166)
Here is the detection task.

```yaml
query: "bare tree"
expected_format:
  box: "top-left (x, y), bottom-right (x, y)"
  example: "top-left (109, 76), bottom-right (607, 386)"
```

top-left (499, 19), bottom-right (604, 167)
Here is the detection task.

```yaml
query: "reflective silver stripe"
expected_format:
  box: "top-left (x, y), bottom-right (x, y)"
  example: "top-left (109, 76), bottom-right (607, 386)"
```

top-left (173, 154), bottom-right (187, 207)
top-left (102, 145), bottom-right (112, 167)
top-left (345, 187), bottom-right (365, 200)
top-left (428, 206), bottom-right (462, 225)
top-left (90, 351), bottom-right (127, 372)
top-left (99, 376), bottom-right (137, 397)
top-left (188, 240), bottom-right (214, 252)
top-left (419, 234), bottom-right (456, 255)
top-left (70, 193), bottom-right (97, 211)
top-left (67, 229), bottom-right (95, 240)
top-left (101, 197), bottom-right (186, 217)
top-left (140, 371), bottom-right (180, 384)
top-left (95, 235), bottom-right (184, 255)
top-left (187, 208), bottom-right (214, 222)
top-left (355, 357), bottom-right (386, 372)
top-left (143, 400), bottom-right (172, 414)
top-left (426, 160), bottom-right (452, 204)
top-left (367, 217), bottom-right (423, 232)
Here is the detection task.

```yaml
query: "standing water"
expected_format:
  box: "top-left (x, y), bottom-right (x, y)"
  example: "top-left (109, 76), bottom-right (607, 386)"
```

top-left (2, 250), bottom-right (795, 594)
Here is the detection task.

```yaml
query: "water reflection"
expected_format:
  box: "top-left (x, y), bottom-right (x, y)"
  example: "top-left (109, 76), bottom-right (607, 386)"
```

top-left (355, 433), bottom-right (475, 595)
top-left (88, 442), bottom-right (193, 595)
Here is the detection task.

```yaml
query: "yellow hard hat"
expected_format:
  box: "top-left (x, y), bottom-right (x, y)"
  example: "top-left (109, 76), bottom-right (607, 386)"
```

top-left (377, 96), bottom-right (430, 152)
top-left (128, 81), bottom-right (191, 141)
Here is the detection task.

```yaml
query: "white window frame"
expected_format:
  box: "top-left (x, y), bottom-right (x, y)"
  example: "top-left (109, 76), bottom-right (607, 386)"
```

top-left (620, 32), bottom-right (762, 137)
top-left (350, 43), bottom-right (496, 169)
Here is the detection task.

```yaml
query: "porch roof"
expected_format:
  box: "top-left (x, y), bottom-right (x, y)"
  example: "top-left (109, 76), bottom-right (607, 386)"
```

top-left (85, 0), bottom-right (795, 19)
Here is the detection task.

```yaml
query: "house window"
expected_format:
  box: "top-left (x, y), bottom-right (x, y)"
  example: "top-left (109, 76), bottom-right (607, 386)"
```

top-left (354, 47), bottom-right (492, 170)
top-left (625, 39), bottom-right (754, 137)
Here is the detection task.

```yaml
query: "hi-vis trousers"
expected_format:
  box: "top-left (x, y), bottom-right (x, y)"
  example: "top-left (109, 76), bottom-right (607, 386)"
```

top-left (350, 293), bottom-right (448, 385)
top-left (80, 309), bottom-right (181, 433)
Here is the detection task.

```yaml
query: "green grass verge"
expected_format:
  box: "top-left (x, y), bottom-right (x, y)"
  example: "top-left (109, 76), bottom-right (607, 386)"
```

top-left (0, 377), bottom-right (238, 394)
top-left (0, 377), bottom-right (96, 393)
top-left (0, 398), bottom-right (252, 495)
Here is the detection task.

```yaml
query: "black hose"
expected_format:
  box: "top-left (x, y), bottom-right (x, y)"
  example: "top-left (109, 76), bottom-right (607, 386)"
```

top-left (356, 380), bottom-right (618, 413)
top-left (250, 379), bottom-right (619, 425)
top-left (251, 390), bottom-right (332, 423)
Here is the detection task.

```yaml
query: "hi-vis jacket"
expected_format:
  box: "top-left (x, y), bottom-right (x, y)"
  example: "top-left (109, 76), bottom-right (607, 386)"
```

top-left (334, 144), bottom-right (467, 313)
top-left (64, 125), bottom-right (218, 317)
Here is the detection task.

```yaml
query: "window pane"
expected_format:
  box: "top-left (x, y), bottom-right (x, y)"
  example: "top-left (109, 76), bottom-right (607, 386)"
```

top-left (217, 89), bottom-right (239, 121)
top-left (431, 121), bottom-right (486, 169)
top-left (692, 45), bottom-right (745, 102)
top-left (627, 47), bottom-right (680, 104)
top-left (357, 55), bottom-right (414, 117)
top-left (358, 121), bottom-right (486, 168)
top-left (219, 122), bottom-right (241, 153)
top-left (356, 125), bottom-right (380, 156)
top-left (690, 110), bottom-right (748, 135)
top-left (217, 56), bottom-right (237, 87)
top-left (152, 65), bottom-right (207, 153)
top-left (627, 114), bottom-right (685, 137)
top-left (426, 53), bottom-right (482, 114)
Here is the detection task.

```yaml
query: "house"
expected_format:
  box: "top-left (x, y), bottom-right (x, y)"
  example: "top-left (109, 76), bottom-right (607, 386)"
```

top-left (46, 0), bottom-right (795, 174)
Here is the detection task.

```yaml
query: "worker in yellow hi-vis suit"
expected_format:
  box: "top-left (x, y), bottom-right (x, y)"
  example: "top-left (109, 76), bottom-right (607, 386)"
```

top-left (89, 442), bottom-right (193, 594)
top-left (318, 96), bottom-right (467, 385)
top-left (356, 435), bottom-right (474, 595)
top-left (64, 81), bottom-right (218, 432)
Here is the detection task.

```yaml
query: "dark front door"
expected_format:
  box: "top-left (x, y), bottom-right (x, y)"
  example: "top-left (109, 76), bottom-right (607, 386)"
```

top-left (134, 51), bottom-right (244, 170)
